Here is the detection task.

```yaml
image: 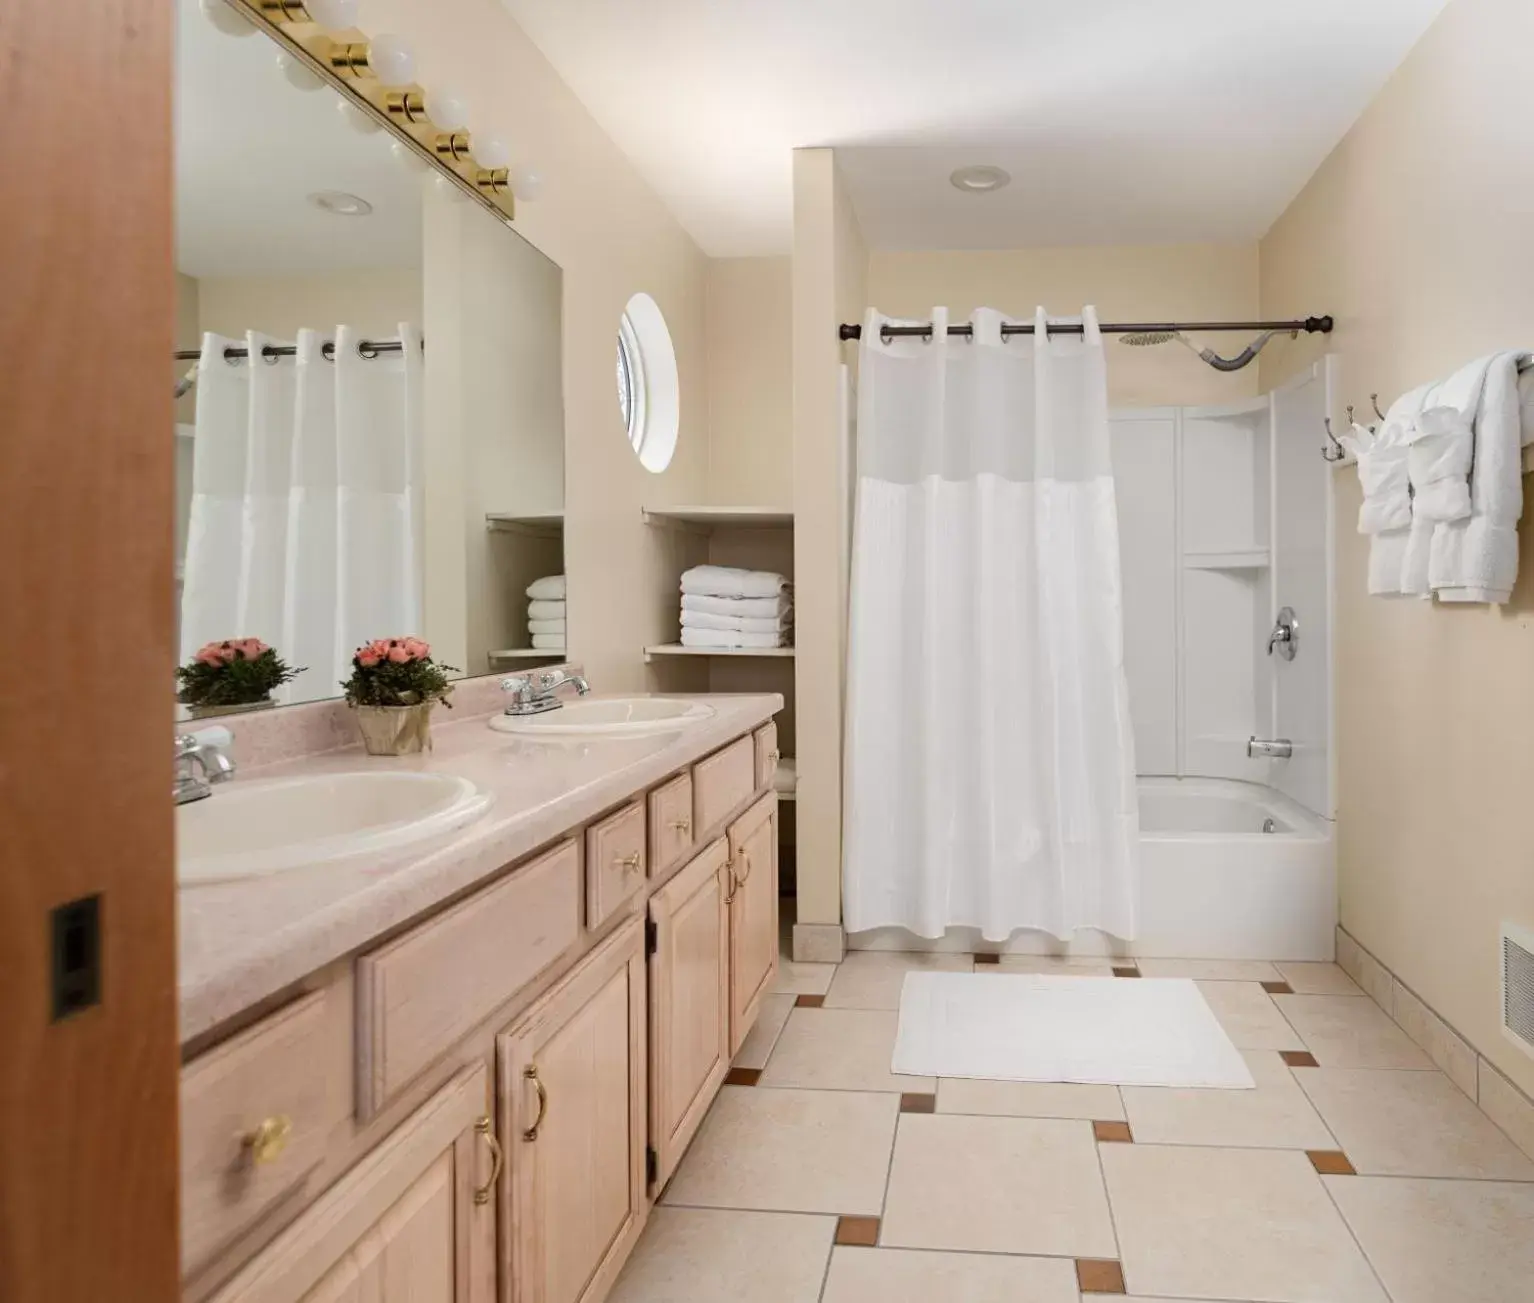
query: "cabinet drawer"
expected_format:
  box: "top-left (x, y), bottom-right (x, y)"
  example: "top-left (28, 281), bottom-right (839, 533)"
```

top-left (586, 800), bottom-right (647, 929)
top-left (753, 722), bottom-right (779, 791)
top-left (181, 990), bottom-right (331, 1277)
top-left (647, 772), bottom-right (695, 880)
top-left (356, 840), bottom-right (580, 1118)
top-left (693, 736), bottom-right (756, 838)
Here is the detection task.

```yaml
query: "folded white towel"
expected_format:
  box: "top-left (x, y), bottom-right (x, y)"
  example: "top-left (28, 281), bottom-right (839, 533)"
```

top-left (1400, 515), bottom-right (1436, 598)
top-left (526, 574), bottom-right (566, 600)
top-left (530, 633), bottom-right (566, 650)
top-left (680, 627), bottom-right (788, 650)
top-left (681, 609), bottom-right (792, 635)
top-left (528, 618), bottom-right (567, 636)
top-left (772, 756), bottom-right (796, 795)
top-left (1406, 356), bottom-right (1497, 524)
top-left (681, 592), bottom-right (793, 619)
top-left (1431, 351), bottom-right (1529, 603)
top-left (1369, 530), bottom-right (1412, 598)
top-left (527, 598), bottom-right (566, 620)
top-left (680, 565), bottom-right (790, 599)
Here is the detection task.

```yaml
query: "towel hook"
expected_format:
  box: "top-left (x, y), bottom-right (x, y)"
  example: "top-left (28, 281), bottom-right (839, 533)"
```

top-left (1371, 393), bottom-right (1386, 422)
top-left (1322, 417), bottom-right (1347, 463)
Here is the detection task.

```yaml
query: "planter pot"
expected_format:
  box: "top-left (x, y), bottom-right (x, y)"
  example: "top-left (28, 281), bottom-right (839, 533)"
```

top-left (188, 697), bottom-right (276, 720)
top-left (352, 702), bottom-right (436, 756)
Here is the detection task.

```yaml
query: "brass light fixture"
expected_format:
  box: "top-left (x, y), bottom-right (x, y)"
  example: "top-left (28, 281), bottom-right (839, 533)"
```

top-left (385, 90), bottom-right (427, 124)
top-left (476, 168), bottom-right (510, 194)
top-left (258, 0), bottom-right (310, 18)
top-left (327, 40), bottom-right (371, 77)
top-left (434, 131), bottom-right (472, 163)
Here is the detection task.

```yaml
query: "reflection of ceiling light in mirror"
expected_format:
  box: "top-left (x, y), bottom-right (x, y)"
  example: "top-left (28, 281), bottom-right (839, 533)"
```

top-left (390, 139), bottom-right (430, 175)
top-left (304, 0), bottom-right (360, 30)
top-left (276, 51), bottom-right (324, 92)
top-left (476, 135), bottom-right (512, 170)
top-left (949, 165), bottom-right (1012, 193)
top-left (336, 99), bottom-right (382, 135)
top-left (367, 33), bottom-right (417, 86)
top-left (308, 190), bottom-right (374, 217)
top-left (425, 87), bottom-right (471, 132)
top-left (510, 165), bottom-right (545, 202)
top-left (200, 0), bottom-right (255, 37)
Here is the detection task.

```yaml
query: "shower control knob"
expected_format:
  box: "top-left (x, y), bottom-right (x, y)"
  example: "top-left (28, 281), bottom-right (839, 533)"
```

top-left (1267, 607), bottom-right (1299, 661)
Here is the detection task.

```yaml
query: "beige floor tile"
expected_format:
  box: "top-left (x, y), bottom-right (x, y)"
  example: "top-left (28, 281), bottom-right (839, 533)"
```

top-left (1295, 1067), bottom-right (1534, 1179)
top-left (1274, 960), bottom-right (1364, 996)
top-left (1327, 1174), bottom-right (1534, 1303)
top-left (1196, 981), bottom-right (1306, 1051)
top-left (821, 1246), bottom-right (1079, 1302)
top-left (1274, 993), bottom-right (1434, 1069)
top-left (1100, 1145), bottom-right (1387, 1301)
top-left (608, 1207), bottom-right (834, 1303)
top-left (772, 959), bottom-right (838, 997)
top-left (1139, 958), bottom-right (1283, 982)
top-left (938, 1076), bottom-right (1125, 1121)
top-left (992, 955), bottom-right (1117, 976)
top-left (1121, 1051), bottom-right (1335, 1150)
top-left (663, 1086), bottom-right (898, 1215)
top-left (881, 1114), bottom-right (1116, 1257)
top-left (732, 992), bottom-right (795, 1071)
top-left (823, 950), bottom-right (973, 1010)
top-left (759, 1008), bottom-right (935, 1093)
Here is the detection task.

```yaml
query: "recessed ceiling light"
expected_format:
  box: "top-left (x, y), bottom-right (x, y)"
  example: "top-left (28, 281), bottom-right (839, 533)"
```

top-left (308, 190), bottom-right (373, 216)
top-left (949, 165), bottom-right (1011, 194)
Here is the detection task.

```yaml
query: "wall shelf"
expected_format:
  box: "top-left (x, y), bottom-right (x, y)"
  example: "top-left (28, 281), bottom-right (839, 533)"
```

top-left (644, 644), bottom-right (795, 663)
top-left (1183, 548), bottom-right (1271, 571)
top-left (486, 511), bottom-right (564, 537)
top-left (489, 647), bottom-right (567, 660)
top-left (642, 506), bottom-right (793, 532)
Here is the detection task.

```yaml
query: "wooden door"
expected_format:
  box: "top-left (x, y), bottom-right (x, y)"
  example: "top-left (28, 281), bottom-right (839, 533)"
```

top-left (499, 921), bottom-right (647, 1303)
top-left (210, 1066), bottom-right (496, 1303)
top-left (727, 795), bottom-right (780, 1056)
top-left (0, 4), bottom-right (178, 1302)
top-left (648, 839), bottom-right (731, 1189)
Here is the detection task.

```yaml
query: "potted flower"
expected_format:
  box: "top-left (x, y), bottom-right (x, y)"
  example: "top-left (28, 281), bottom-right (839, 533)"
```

top-left (177, 639), bottom-right (303, 717)
top-left (343, 637), bottom-right (457, 755)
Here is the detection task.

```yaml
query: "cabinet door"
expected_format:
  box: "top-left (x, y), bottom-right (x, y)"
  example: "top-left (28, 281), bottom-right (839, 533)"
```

top-left (727, 794), bottom-right (780, 1056)
top-left (648, 839), bottom-right (731, 1189)
top-left (210, 1066), bottom-right (495, 1303)
top-left (499, 920), bottom-right (647, 1303)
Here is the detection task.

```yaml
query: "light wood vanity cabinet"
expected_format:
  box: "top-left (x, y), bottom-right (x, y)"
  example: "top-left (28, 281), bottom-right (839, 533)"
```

top-left (183, 726), bottom-right (778, 1303)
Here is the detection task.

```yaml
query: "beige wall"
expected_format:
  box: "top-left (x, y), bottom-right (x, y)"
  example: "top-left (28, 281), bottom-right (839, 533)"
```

top-left (366, 0), bottom-right (710, 693)
top-left (1260, 0), bottom-right (1534, 1097)
top-left (195, 267), bottom-right (423, 340)
top-left (868, 245), bottom-right (1264, 406)
top-left (705, 257), bottom-right (793, 506)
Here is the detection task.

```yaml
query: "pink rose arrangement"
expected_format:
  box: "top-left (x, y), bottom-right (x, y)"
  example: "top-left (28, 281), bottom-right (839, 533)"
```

top-left (342, 637), bottom-right (457, 709)
top-left (177, 638), bottom-right (303, 709)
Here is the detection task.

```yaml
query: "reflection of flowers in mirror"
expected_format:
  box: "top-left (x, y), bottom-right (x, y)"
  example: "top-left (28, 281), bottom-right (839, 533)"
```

top-left (177, 639), bottom-right (304, 713)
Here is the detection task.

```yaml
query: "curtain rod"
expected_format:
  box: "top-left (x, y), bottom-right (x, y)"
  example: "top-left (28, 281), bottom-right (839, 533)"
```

top-left (172, 337), bottom-right (421, 363)
top-left (838, 316), bottom-right (1334, 342)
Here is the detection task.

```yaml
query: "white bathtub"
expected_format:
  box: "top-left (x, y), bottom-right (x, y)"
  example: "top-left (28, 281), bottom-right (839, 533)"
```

top-left (846, 777), bottom-right (1336, 962)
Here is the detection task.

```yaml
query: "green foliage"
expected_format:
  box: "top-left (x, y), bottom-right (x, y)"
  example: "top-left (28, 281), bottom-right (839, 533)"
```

top-left (177, 646), bottom-right (303, 707)
top-left (342, 639), bottom-right (458, 708)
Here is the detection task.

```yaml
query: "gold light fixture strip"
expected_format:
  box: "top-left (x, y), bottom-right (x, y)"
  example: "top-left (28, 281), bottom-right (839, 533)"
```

top-left (385, 91), bottom-right (428, 124)
top-left (258, 0), bottom-right (310, 19)
top-left (476, 168), bottom-right (510, 194)
top-left (328, 41), bottom-right (372, 77)
top-left (435, 132), bottom-right (472, 163)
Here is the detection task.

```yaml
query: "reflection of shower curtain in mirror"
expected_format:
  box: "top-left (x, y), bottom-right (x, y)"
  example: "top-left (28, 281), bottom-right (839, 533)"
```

top-left (843, 307), bottom-right (1139, 942)
top-left (178, 323), bottom-right (424, 703)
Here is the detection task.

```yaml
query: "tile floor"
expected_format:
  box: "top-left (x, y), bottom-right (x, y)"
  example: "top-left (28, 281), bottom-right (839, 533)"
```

top-left (610, 939), bottom-right (1534, 1303)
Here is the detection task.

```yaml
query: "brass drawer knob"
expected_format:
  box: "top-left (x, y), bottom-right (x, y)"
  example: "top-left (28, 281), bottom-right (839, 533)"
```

top-left (243, 1115), bottom-right (293, 1166)
top-left (616, 852), bottom-right (643, 874)
top-left (669, 817), bottom-right (692, 835)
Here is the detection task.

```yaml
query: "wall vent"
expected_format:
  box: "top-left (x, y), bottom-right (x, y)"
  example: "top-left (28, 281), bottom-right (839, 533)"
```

top-left (1501, 923), bottom-right (1534, 1059)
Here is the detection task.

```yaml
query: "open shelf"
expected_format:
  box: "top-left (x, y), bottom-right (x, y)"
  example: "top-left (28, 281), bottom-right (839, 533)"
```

top-left (644, 644), bottom-right (795, 663)
top-left (1183, 548), bottom-right (1271, 571)
top-left (486, 511), bottom-right (564, 538)
top-left (643, 506), bottom-right (793, 531)
top-left (489, 647), bottom-right (567, 660)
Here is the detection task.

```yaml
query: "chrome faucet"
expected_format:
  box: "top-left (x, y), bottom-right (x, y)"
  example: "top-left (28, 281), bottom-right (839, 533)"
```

top-left (501, 669), bottom-right (592, 717)
top-left (174, 727), bottom-right (236, 805)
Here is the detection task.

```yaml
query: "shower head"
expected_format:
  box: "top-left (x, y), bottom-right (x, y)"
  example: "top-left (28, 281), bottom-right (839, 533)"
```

top-left (1120, 331), bottom-right (1183, 347)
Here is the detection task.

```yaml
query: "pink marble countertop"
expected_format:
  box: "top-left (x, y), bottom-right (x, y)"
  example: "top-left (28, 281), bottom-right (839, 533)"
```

top-left (178, 691), bottom-right (783, 1044)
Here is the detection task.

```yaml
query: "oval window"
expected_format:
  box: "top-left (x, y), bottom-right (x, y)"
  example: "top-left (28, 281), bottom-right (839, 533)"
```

top-left (615, 292), bottom-right (678, 472)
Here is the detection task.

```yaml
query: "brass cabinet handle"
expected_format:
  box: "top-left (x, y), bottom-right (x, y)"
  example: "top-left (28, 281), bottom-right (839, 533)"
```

top-left (669, 817), bottom-right (692, 834)
top-left (722, 863), bottom-right (737, 905)
top-left (472, 1116), bottom-right (503, 1206)
top-left (522, 1065), bottom-right (548, 1142)
top-left (242, 1115), bottom-right (293, 1166)
top-left (616, 852), bottom-right (642, 874)
top-left (734, 849), bottom-right (753, 887)
top-left (767, 751), bottom-right (781, 767)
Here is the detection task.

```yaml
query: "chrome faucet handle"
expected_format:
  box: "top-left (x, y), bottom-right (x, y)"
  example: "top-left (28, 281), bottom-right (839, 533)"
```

top-left (537, 669), bottom-right (591, 696)
top-left (501, 674), bottom-right (533, 698)
top-left (173, 726), bottom-right (236, 804)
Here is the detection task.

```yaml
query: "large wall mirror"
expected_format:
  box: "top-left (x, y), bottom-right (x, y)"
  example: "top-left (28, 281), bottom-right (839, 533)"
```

top-left (174, 0), bottom-right (565, 714)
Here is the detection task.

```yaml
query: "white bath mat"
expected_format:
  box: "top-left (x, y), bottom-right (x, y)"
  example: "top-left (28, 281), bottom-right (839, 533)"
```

top-left (893, 972), bottom-right (1255, 1089)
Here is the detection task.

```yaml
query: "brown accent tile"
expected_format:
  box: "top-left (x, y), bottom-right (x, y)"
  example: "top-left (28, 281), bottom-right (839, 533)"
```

top-left (794, 994), bottom-right (825, 1008)
top-left (834, 1215), bottom-right (880, 1247)
top-left (1076, 1258), bottom-right (1127, 1294)
top-left (1308, 1149), bottom-right (1357, 1176)
top-left (973, 952), bottom-right (1001, 965)
top-left (1261, 980), bottom-right (1295, 995)
top-left (899, 1093), bottom-right (936, 1114)
top-left (724, 1067), bottom-right (761, 1087)
top-left (1112, 966), bottom-right (1141, 978)
top-left (1093, 1120), bottom-right (1134, 1143)
top-left (1281, 1050), bottom-right (1321, 1068)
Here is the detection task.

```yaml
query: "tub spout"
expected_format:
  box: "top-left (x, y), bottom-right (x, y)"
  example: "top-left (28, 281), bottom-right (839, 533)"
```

top-left (1247, 736), bottom-right (1293, 760)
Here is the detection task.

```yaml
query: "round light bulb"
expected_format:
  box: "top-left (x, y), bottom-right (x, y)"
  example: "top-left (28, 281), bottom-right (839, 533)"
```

top-left (336, 99), bottom-right (381, 135)
top-left (424, 86), bottom-right (470, 132)
top-left (367, 32), bottom-right (416, 85)
top-left (303, 0), bottom-right (360, 30)
top-left (476, 135), bottom-right (513, 170)
top-left (200, 0), bottom-right (255, 36)
top-left (390, 139), bottom-right (429, 175)
top-left (510, 164), bottom-right (545, 202)
top-left (276, 51), bottom-right (324, 92)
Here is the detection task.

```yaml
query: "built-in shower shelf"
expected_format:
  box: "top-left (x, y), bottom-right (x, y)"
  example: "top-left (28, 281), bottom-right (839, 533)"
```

top-left (1183, 548), bottom-right (1271, 571)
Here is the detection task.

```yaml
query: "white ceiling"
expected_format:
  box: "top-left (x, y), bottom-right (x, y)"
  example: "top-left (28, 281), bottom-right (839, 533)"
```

top-left (500, 0), bottom-right (1447, 256)
top-left (175, 0), bottom-right (422, 278)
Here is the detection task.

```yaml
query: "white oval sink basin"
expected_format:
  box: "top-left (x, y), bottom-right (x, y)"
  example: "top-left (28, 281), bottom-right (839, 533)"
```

top-left (178, 771), bottom-right (490, 885)
top-left (488, 697), bottom-right (714, 738)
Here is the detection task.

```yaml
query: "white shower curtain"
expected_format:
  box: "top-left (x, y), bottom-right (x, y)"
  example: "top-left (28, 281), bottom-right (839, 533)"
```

top-left (179, 324), bottom-right (424, 703)
top-left (843, 307), bottom-right (1140, 942)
